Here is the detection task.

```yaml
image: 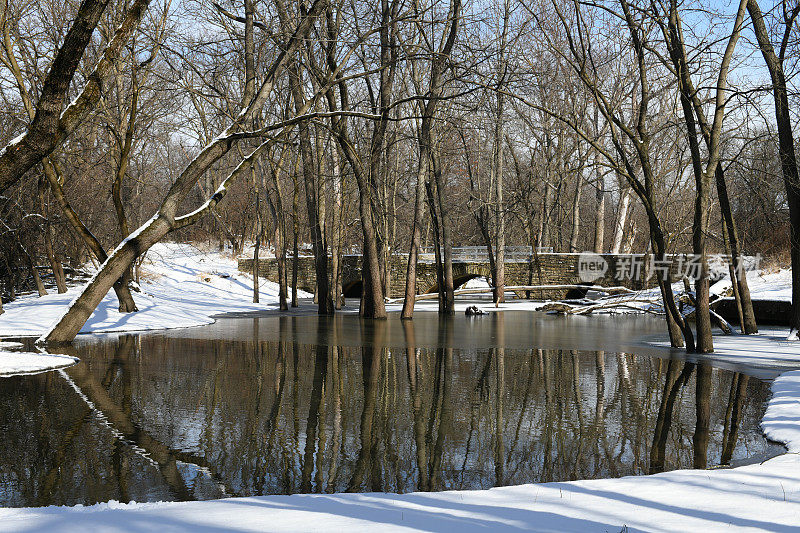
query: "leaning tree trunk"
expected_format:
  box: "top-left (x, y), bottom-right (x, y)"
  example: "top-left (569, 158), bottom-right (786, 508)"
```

top-left (0, 0), bottom-right (152, 193)
top-left (41, 215), bottom-right (172, 343)
top-left (39, 0), bottom-right (327, 343)
top-left (716, 167), bottom-right (757, 333)
top-left (747, 0), bottom-right (800, 338)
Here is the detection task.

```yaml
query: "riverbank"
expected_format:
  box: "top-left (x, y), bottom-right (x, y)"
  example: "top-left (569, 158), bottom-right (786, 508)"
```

top-left (0, 243), bottom-right (309, 374)
top-left (0, 243), bottom-right (299, 338)
top-left (2, 246), bottom-right (800, 531)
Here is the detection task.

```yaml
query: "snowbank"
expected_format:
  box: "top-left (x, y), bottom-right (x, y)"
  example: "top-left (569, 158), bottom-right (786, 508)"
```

top-left (763, 370), bottom-right (800, 453)
top-left (0, 243), bottom-right (310, 338)
top-left (740, 268), bottom-right (792, 302)
top-left (0, 350), bottom-right (77, 375)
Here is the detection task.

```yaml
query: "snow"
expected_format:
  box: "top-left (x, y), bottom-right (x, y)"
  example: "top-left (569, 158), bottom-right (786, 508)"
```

top-left (711, 268), bottom-right (792, 302)
top-left (0, 351), bottom-right (77, 376)
top-left (0, 242), bottom-right (311, 338)
top-left (763, 370), bottom-right (800, 453)
top-left (0, 341), bottom-right (23, 350)
top-left (0, 132), bottom-right (24, 160)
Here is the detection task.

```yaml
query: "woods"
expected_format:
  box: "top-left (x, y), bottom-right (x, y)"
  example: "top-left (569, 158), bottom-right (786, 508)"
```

top-left (0, 0), bottom-right (797, 347)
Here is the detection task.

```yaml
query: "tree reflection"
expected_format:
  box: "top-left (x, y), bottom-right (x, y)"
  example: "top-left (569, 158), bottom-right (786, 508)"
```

top-left (0, 316), bottom-right (777, 507)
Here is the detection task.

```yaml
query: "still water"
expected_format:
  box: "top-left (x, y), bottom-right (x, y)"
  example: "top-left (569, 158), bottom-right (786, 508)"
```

top-left (0, 312), bottom-right (782, 507)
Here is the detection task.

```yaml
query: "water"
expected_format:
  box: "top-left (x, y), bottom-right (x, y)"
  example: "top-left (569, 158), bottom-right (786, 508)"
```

top-left (0, 312), bottom-right (782, 507)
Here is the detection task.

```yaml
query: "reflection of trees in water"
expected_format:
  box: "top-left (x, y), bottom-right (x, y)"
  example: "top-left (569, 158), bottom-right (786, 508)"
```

top-left (0, 318), bottom-right (775, 506)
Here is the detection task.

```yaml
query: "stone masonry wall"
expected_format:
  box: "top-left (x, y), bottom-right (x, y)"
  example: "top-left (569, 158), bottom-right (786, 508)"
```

top-left (239, 253), bottom-right (675, 300)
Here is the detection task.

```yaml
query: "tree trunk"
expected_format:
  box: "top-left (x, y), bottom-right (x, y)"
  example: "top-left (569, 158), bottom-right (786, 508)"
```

top-left (399, 0), bottom-right (460, 316)
top-left (288, 61), bottom-right (333, 315)
top-left (722, 216), bottom-right (746, 332)
top-left (493, 56), bottom-right (507, 305)
top-left (401, 160), bottom-right (428, 319)
top-left (538, 180), bottom-right (551, 250)
top-left (593, 170), bottom-right (605, 254)
top-left (20, 243), bottom-right (47, 297)
top-left (291, 159), bottom-right (300, 308)
top-left (252, 171), bottom-right (261, 304)
top-left (38, 176), bottom-right (67, 293)
top-left (111, 68), bottom-right (140, 313)
top-left (569, 171), bottom-right (582, 253)
top-left (611, 186), bottom-right (631, 254)
top-left (432, 151), bottom-right (454, 314)
top-left (747, 0), bottom-right (800, 338)
top-left (265, 152), bottom-right (289, 310)
top-left (331, 147), bottom-right (344, 309)
top-left (425, 179), bottom-right (446, 310)
top-left (716, 167), bottom-right (757, 333)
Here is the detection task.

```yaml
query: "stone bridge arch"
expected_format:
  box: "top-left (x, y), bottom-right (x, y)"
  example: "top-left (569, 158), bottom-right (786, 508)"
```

top-left (239, 252), bottom-right (660, 300)
top-left (422, 264), bottom-right (492, 294)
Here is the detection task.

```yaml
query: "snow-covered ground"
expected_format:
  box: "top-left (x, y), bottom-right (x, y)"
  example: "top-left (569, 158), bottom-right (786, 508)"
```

top-left (735, 268), bottom-right (792, 302)
top-left (1, 245), bottom-right (800, 531)
top-left (0, 341), bottom-right (77, 376)
top-left (0, 242), bottom-right (309, 340)
top-left (0, 242), bottom-right (311, 374)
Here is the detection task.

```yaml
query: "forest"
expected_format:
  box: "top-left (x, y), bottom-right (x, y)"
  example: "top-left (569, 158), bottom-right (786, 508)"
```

top-left (0, 0), bottom-right (798, 352)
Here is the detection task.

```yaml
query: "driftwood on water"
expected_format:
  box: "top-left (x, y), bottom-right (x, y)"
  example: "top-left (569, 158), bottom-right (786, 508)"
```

top-left (395, 282), bottom-right (733, 335)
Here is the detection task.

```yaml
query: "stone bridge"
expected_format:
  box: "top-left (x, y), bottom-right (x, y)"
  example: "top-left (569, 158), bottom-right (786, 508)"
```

top-left (238, 251), bottom-right (660, 300)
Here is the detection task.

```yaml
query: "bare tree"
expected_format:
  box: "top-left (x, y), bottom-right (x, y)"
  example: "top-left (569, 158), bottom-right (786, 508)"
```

top-left (747, 0), bottom-right (800, 339)
top-left (401, 0), bottom-right (461, 318)
top-left (0, 0), bottom-right (151, 192)
top-left (41, 0), bottom-right (328, 344)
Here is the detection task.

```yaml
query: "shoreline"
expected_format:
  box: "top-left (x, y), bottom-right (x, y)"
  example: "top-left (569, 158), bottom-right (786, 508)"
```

top-left (1, 318), bottom-right (799, 531)
top-left (2, 244), bottom-right (798, 530)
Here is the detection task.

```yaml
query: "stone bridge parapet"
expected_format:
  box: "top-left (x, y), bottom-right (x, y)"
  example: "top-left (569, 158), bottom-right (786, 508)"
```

top-left (238, 252), bottom-right (673, 300)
